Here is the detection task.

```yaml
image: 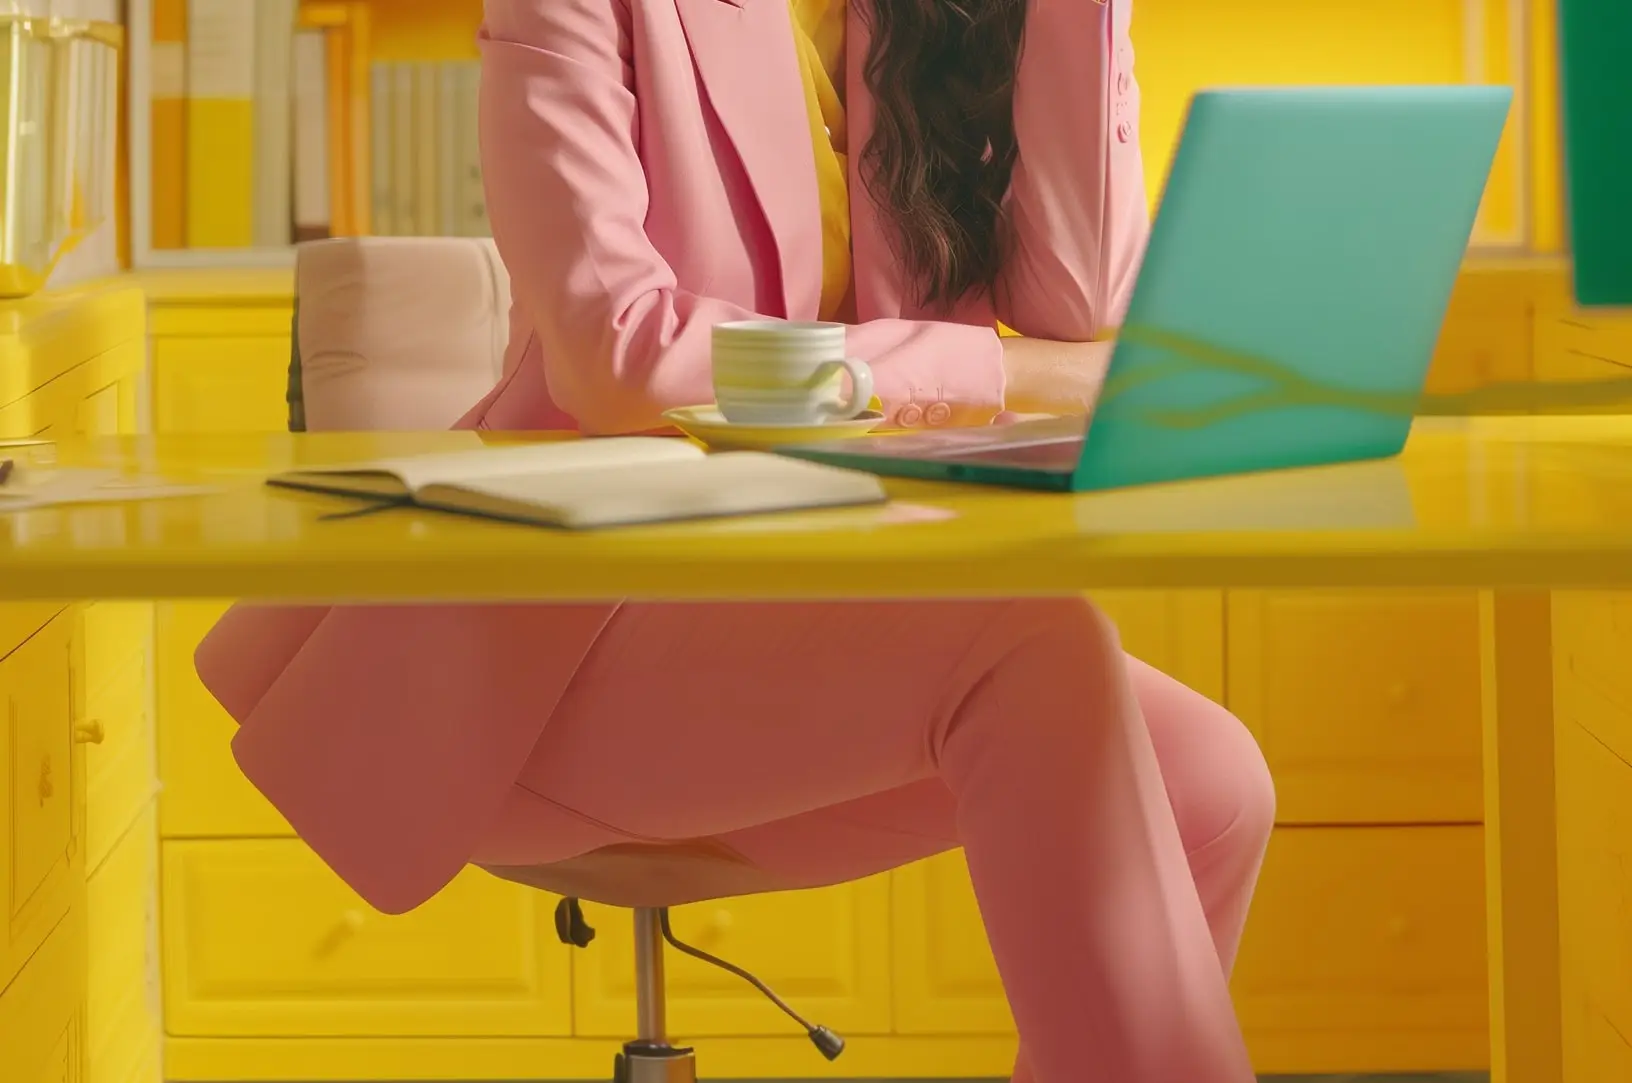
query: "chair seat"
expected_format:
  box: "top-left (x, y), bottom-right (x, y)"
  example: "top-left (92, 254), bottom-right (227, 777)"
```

top-left (480, 838), bottom-right (787, 909)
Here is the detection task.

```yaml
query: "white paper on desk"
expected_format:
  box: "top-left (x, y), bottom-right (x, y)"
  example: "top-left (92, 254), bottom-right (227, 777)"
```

top-left (0, 469), bottom-right (216, 511)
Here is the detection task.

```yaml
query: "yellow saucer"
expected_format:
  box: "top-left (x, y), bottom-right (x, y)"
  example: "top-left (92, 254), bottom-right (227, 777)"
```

top-left (662, 405), bottom-right (886, 450)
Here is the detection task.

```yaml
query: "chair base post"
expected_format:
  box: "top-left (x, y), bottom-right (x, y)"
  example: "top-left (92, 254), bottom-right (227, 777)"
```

top-left (614, 1042), bottom-right (696, 1083)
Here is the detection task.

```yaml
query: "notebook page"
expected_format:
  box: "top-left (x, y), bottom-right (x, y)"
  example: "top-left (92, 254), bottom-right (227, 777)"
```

top-left (418, 452), bottom-right (886, 529)
top-left (282, 438), bottom-right (703, 492)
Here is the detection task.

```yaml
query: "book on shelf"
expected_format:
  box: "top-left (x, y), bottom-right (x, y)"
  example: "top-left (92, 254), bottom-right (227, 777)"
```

top-left (370, 59), bottom-right (488, 237)
top-left (146, 0), bottom-right (381, 252)
top-left (269, 440), bottom-right (887, 530)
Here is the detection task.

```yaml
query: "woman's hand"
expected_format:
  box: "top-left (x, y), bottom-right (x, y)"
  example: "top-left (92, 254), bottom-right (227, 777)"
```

top-left (1000, 336), bottom-right (1115, 416)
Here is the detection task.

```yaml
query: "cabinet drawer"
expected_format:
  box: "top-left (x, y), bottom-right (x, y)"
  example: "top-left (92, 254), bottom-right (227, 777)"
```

top-left (1, 611), bottom-right (82, 993)
top-left (87, 805), bottom-right (160, 1083)
top-left (152, 337), bottom-right (291, 434)
top-left (80, 603), bottom-right (151, 698)
top-left (162, 838), bottom-right (573, 1037)
top-left (1234, 825), bottom-right (1488, 1075)
top-left (1091, 590), bottom-right (1224, 703)
top-left (1227, 591), bottom-right (1483, 823)
top-left (574, 876), bottom-right (892, 1038)
top-left (155, 602), bottom-right (290, 837)
top-left (0, 906), bottom-right (86, 1083)
top-left (83, 648), bottom-right (155, 874)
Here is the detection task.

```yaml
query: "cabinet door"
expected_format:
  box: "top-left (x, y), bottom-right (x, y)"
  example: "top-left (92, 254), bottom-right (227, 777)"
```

top-left (1233, 825), bottom-right (1489, 1075)
top-left (891, 851), bottom-right (1010, 1036)
top-left (1090, 590), bottom-right (1225, 702)
top-left (573, 876), bottom-right (893, 1038)
top-left (1553, 592), bottom-right (1632, 1083)
top-left (151, 337), bottom-right (290, 433)
top-left (162, 838), bottom-right (573, 1037)
top-left (0, 610), bottom-right (82, 993)
top-left (1227, 591), bottom-right (1484, 823)
top-left (155, 601), bottom-right (291, 837)
top-left (0, 906), bottom-right (87, 1083)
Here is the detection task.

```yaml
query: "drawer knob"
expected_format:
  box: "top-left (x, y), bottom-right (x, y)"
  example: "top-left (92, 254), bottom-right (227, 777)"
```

top-left (73, 719), bottom-right (106, 745)
top-left (313, 910), bottom-right (368, 958)
top-left (692, 909), bottom-right (734, 945)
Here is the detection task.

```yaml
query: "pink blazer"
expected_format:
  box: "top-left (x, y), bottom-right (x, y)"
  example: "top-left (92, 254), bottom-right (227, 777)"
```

top-left (198, 0), bottom-right (1149, 915)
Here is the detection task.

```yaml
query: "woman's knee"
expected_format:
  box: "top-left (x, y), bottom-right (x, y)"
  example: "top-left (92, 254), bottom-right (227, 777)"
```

top-left (1128, 658), bottom-right (1275, 856)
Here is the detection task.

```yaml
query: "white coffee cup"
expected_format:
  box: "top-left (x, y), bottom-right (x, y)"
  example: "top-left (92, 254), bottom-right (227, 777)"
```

top-left (711, 320), bottom-right (875, 425)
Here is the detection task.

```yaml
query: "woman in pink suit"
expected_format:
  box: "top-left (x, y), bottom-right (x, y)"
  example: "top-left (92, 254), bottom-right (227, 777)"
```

top-left (197, 0), bottom-right (1275, 1079)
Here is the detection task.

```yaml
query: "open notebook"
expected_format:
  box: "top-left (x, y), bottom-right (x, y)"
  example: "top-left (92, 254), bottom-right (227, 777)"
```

top-left (268, 438), bottom-right (888, 529)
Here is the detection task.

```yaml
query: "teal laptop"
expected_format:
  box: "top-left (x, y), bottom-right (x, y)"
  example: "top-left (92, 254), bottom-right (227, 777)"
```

top-left (779, 86), bottom-right (1513, 492)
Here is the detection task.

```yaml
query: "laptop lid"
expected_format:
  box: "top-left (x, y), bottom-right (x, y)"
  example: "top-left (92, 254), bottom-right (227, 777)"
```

top-left (1069, 86), bottom-right (1513, 491)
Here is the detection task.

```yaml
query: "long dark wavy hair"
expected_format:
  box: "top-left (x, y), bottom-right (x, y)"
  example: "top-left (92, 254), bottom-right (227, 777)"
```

top-left (860, 0), bottom-right (1029, 310)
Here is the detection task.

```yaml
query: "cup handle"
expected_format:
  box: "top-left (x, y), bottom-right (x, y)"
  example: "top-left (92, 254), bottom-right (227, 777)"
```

top-left (817, 358), bottom-right (875, 421)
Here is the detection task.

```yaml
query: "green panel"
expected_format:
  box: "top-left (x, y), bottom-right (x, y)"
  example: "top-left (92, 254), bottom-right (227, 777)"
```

top-left (1558, 0), bottom-right (1632, 306)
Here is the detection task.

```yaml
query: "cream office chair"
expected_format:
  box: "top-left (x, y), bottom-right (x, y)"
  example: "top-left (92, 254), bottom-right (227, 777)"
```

top-left (290, 237), bottom-right (845, 1083)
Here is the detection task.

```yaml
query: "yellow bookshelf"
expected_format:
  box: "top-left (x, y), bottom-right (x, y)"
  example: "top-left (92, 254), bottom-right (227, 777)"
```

top-left (129, 0), bottom-right (485, 268)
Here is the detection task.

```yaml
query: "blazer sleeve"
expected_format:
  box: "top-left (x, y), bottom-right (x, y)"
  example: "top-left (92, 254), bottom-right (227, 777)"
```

top-left (997, 0), bottom-right (1151, 342)
top-left (480, 0), bottom-right (1007, 435)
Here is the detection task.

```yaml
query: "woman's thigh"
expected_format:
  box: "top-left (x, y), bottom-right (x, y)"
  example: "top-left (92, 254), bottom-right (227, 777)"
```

top-left (515, 598), bottom-right (1264, 870)
top-left (514, 597), bottom-right (1057, 840)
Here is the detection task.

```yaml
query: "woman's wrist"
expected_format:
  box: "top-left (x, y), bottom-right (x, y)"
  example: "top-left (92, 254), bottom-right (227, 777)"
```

top-left (1000, 337), bottom-right (1114, 415)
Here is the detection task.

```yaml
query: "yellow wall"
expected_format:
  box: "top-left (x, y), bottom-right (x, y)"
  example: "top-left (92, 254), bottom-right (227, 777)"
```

top-left (1135, 0), bottom-right (1562, 252)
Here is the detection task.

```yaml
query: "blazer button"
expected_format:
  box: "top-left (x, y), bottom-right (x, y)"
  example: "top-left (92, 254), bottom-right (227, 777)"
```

top-left (924, 402), bottom-right (952, 426)
top-left (896, 404), bottom-right (924, 427)
top-left (1117, 71), bottom-right (1131, 95)
top-left (1116, 120), bottom-right (1134, 143)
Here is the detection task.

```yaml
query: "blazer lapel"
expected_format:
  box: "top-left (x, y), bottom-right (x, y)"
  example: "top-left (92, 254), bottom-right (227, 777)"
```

top-left (676, 0), bottom-right (820, 318)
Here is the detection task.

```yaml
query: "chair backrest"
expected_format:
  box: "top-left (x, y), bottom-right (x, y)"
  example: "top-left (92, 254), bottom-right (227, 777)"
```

top-left (292, 236), bottom-right (512, 431)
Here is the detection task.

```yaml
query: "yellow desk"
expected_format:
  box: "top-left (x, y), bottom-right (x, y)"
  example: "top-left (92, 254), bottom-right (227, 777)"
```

top-left (3, 416), bottom-right (1629, 1083)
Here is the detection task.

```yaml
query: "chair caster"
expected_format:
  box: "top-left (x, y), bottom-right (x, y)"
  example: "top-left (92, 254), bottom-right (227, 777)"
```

top-left (614, 1041), bottom-right (696, 1083)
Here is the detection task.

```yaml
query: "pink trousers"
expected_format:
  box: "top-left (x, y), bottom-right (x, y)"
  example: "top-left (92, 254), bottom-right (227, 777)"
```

top-left (472, 597), bottom-right (1273, 1083)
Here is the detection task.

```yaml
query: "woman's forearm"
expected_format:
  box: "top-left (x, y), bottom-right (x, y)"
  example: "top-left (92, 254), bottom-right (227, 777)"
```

top-left (999, 337), bottom-right (1115, 416)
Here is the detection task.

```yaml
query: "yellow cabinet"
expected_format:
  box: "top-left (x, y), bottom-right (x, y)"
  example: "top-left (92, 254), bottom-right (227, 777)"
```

top-left (574, 876), bottom-right (892, 1038)
top-left (0, 906), bottom-right (87, 1083)
top-left (141, 269), bottom-right (295, 436)
top-left (161, 839), bottom-right (573, 1038)
top-left (1, 611), bottom-right (84, 995)
top-left (0, 280), bottom-right (154, 1083)
top-left (152, 337), bottom-right (292, 434)
top-left (80, 604), bottom-right (156, 874)
top-left (1553, 592), bottom-right (1632, 1083)
top-left (155, 602), bottom-right (291, 838)
top-left (892, 827), bottom-right (1489, 1075)
top-left (890, 851), bottom-right (1009, 1036)
top-left (1234, 826), bottom-right (1489, 1075)
top-left (1228, 591), bottom-right (1485, 824)
top-left (1091, 590), bottom-right (1224, 702)
top-left (86, 807), bottom-right (161, 1083)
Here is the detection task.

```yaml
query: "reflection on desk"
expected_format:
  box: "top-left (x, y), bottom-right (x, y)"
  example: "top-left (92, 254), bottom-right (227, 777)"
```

top-left (1, 417), bottom-right (1632, 602)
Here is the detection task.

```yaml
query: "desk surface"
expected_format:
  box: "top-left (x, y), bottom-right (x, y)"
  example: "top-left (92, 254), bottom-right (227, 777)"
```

top-left (5, 417), bottom-right (1632, 601)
